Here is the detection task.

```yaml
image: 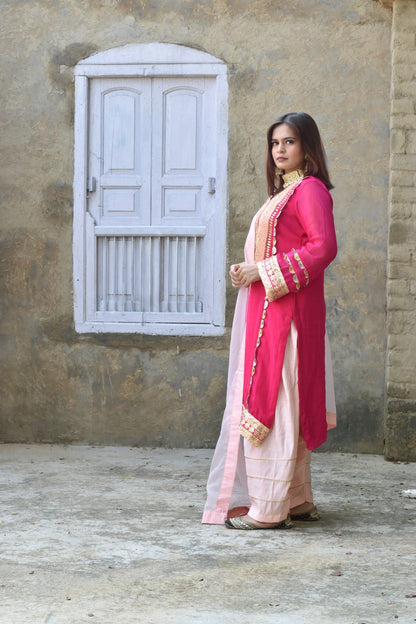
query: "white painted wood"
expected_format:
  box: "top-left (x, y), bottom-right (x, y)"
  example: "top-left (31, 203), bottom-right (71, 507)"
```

top-left (211, 71), bottom-right (228, 327)
top-left (88, 79), bottom-right (152, 226)
top-left (73, 44), bottom-right (227, 335)
top-left (151, 77), bottom-right (214, 226)
top-left (76, 43), bottom-right (224, 67)
top-left (85, 212), bottom-right (98, 321)
top-left (93, 233), bottom-right (205, 316)
top-left (94, 225), bottom-right (206, 236)
top-left (75, 63), bottom-right (225, 78)
top-left (73, 75), bottom-right (88, 329)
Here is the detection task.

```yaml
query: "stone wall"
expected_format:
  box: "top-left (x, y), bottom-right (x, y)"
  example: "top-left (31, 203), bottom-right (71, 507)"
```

top-left (0, 1), bottom-right (393, 452)
top-left (385, 0), bottom-right (416, 460)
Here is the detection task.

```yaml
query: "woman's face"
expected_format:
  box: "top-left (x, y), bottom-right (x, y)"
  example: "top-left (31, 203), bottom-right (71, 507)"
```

top-left (271, 123), bottom-right (305, 174)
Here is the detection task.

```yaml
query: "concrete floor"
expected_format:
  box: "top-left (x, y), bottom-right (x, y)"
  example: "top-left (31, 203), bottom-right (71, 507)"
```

top-left (0, 445), bottom-right (415, 624)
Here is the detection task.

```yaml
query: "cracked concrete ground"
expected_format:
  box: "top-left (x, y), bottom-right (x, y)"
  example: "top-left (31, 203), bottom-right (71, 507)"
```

top-left (0, 445), bottom-right (415, 624)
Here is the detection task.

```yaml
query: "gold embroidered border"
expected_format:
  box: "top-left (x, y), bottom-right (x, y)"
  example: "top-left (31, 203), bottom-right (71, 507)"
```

top-left (239, 406), bottom-right (270, 447)
top-left (264, 180), bottom-right (303, 259)
top-left (255, 197), bottom-right (276, 263)
top-left (257, 256), bottom-right (289, 301)
top-left (244, 298), bottom-right (268, 411)
top-left (293, 249), bottom-right (310, 285)
top-left (254, 179), bottom-right (303, 262)
top-left (283, 253), bottom-right (300, 291)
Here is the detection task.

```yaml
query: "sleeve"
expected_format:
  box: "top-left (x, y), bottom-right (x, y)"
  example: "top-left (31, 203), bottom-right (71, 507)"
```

top-left (257, 180), bottom-right (337, 302)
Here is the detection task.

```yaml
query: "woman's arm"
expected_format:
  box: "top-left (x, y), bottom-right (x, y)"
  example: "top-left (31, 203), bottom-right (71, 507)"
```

top-left (257, 180), bottom-right (337, 301)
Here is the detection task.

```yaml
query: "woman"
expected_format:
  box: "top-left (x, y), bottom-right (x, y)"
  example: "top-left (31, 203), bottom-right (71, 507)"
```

top-left (202, 112), bottom-right (337, 530)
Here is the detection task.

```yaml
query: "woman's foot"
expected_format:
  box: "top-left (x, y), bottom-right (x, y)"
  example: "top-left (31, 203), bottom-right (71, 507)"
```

top-left (290, 502), bottom-right (320, 521)
top-left (290, 502), bottom-right (315, 516)
top-left (240, 514), bottom-right (281, 528)
top-left (226, 506), bottom-right (250, 519)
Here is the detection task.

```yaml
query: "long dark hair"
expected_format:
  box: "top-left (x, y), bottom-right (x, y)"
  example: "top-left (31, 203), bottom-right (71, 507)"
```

top-left (266, 112), bottom-right (334, 196)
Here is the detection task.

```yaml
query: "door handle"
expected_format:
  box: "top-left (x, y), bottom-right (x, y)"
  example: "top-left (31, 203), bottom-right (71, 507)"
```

top-left (208, 177), bottom-right (216, 194)
top-left (87, 176), bottom-right (97, 194)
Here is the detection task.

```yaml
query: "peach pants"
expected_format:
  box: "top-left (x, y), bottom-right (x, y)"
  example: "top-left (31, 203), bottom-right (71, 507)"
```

top-left (244, 322), bottom-right (313, 523)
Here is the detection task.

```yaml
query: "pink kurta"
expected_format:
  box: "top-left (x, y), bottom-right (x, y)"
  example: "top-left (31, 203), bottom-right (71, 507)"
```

top-left (202, 176), bottom-right (337, 525)
top-left (241, 176), bottom-right (337, 449)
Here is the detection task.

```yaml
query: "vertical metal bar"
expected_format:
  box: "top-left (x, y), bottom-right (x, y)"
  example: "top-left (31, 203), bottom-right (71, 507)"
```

top-left (126, 236), bottom-right (131, 312)
top-left (106, 237), bottom-right (110, 311)
top-left (115, 237), bottom-right (119, 312)
top-left (142, 236), bottom-right (148, 312)
top-left (147, 236), bottom-right (152, 312)
top-left (191, 236), bottom-right (196, 313)
top-left (115, 236), bottom-right (120, 311)
top-left (121, 236), bottom-right (126, 312)
top-left (175, 236), bottom-right (179, 312)
top-left (139, 236), bottom-right (143, 313)
top-left (162, 236), bottom-right (169, 312)
top-left (183, 236), bottom-right (188, 312)
top-left (97, 238), bottom-right (101, 311)
top-left (113, 236), bottom-right (118, 311)
top-left (194, 237), bottom-right (201, 313)
top-left (99, 237), bottom-right (104, 312)
top-left (108, 236), bottom-right (115, 311)
top-left (132, 236), bottom-right (137, 311)
top-left (152, 236), bottom-right (160, 312)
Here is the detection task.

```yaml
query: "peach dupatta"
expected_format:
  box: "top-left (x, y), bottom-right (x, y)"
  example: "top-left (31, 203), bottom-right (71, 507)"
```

top-left (201, 219), bottom-right (256, 524)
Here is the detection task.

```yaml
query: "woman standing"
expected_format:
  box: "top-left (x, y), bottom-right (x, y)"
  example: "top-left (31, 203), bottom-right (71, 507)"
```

top-left (202, 112), bottom-right (337, 530)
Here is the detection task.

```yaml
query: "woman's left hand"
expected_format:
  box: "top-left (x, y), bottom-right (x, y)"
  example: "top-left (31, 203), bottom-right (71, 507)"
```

top-left (230, 262), bottom-right (260, 288)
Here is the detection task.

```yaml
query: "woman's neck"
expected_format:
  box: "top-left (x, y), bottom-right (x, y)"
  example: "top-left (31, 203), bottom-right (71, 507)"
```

top-left (282, 169), bottom-right (305, 188)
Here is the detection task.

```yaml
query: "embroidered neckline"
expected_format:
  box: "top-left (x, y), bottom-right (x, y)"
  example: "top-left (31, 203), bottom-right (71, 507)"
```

top-left (282, 169), bottom-right (304, 188)
top-left (254, 178), bottom-right (303, 262)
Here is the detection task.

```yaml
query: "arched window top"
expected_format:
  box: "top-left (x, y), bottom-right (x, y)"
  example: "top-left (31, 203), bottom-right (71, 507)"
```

top-left (76, 43), bottom-right (226, 77)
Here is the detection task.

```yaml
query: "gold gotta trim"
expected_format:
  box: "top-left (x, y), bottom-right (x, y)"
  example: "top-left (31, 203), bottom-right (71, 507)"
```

top-left (283, 253), bottom-right (300, 291)
top-left (254, 180), bottom-right (302, 262)
top-left (282, 169), bottom-right (304, 188)
top-left (240, 407), bottom-right (270, 446)
top-left (244, 298), bottom-right (269, 409)
top-left (293, 249), bottom-right (310, 285)
top-left (257, 257), bottom-right (289, 301)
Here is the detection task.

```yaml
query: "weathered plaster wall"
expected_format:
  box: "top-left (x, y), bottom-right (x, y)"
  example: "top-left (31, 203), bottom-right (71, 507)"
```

top-left (0, 0), bottom-right (391, 450)
top-left (385, 0), bottom-right (416, 461)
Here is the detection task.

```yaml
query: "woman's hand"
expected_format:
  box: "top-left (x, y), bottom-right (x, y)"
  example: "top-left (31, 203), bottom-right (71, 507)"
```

top-left (229, 262), bottom-right (260, 288)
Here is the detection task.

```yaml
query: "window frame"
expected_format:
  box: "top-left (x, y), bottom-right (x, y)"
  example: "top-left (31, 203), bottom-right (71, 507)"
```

top-left (73, 43), bottom-right (228, 335)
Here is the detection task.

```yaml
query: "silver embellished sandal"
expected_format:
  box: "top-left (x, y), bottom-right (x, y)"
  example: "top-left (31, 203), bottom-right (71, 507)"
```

top-left (225, 515), bottom-right (293, 530)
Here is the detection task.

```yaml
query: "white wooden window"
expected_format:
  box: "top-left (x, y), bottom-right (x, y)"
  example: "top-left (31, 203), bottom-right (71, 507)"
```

top-left (73, 44), bottom-right (228, 335)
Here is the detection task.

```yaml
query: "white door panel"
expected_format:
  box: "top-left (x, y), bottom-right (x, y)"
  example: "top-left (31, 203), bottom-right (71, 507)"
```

top-left (87, 75), bottom-right (216, 322)
top-left (164, 89), bottom-right (200, 172)
top-left (88, 80), bottom-right (152, 226)
top-left (152, 78), bottom-right (216, 226)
